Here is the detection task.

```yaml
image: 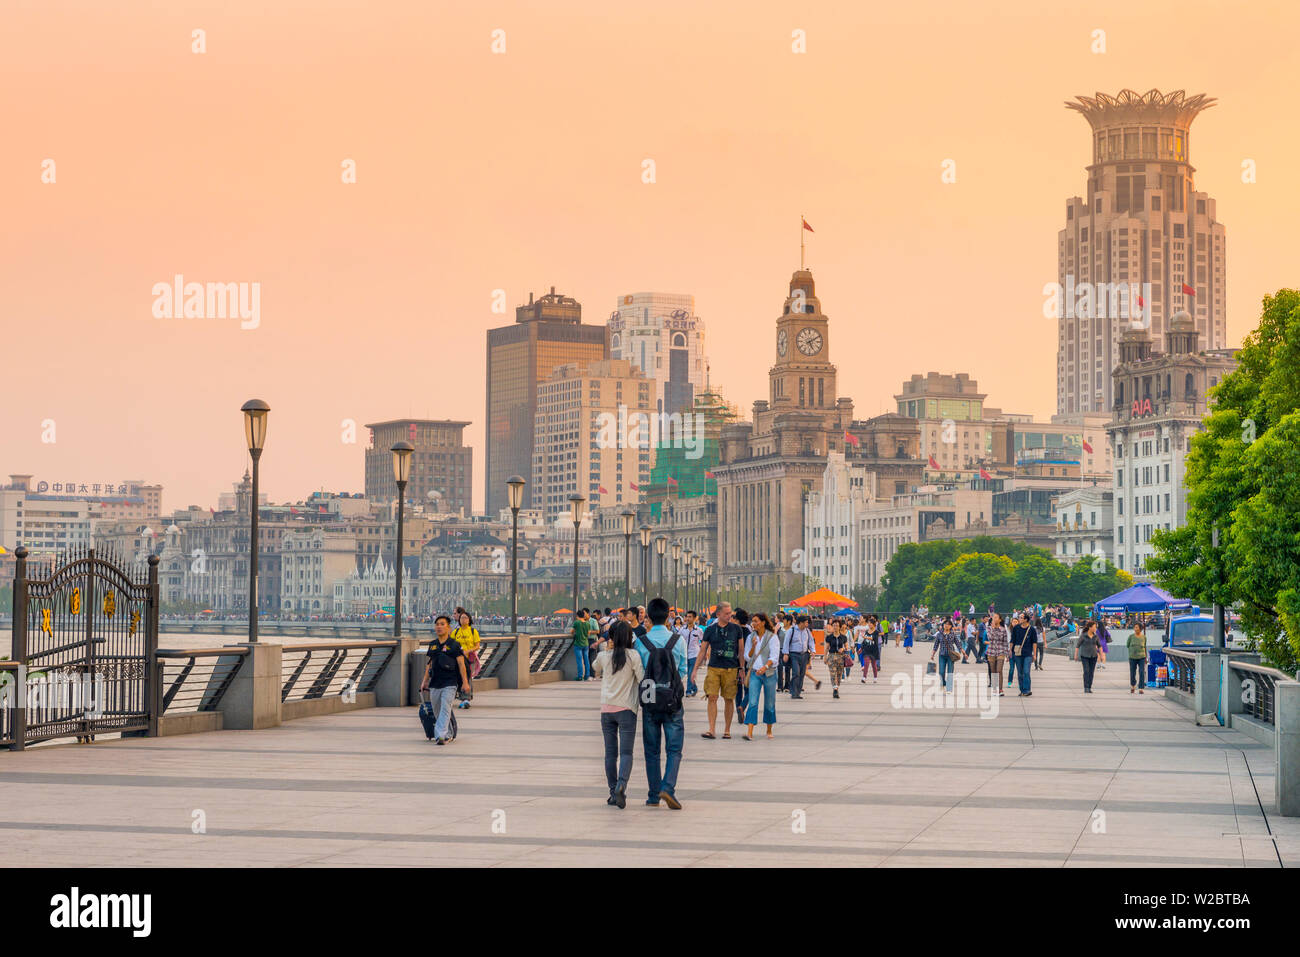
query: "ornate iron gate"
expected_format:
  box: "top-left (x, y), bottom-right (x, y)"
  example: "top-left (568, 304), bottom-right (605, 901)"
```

top-left (10, 545), bottom-right (158, 749)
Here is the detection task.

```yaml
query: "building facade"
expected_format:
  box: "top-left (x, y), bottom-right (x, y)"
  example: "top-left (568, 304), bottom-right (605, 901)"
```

top-left (484, 287), bottom-right (608, 516)
top-left (608, 291), bottom-right (707, 416)
top-left (532, 358), bottom-right (654, 522)
top-left (1051, 487), bottom-right (1115, 566)
top-left (1058, 89), bottom-right (1227, 415)
top-left (1106, 311), bottom-right (1237, 578)
top-left (364, 419), bottom-right (472, 516)
top-left (803, 452), bottom-right (876, 596)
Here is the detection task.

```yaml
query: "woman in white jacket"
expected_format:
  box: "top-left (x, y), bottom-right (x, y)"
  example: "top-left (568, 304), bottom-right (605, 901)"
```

top-left (742, 613), bottom-right (782, 740)
top-left (592, 619), bottom-right (645, 808)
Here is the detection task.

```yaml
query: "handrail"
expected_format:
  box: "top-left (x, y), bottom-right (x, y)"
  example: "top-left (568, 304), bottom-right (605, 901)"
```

top-left (279, 640), bottom-right (399, 652)
top-left (1227, 659), bottom-right (1294, 682)
top-left (157, 647), bottom-right (250, 658)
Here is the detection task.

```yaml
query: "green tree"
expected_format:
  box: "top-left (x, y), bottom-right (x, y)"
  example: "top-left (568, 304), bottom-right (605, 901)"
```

top-left (879, 537), bottom-right (1053, 613)
top-left (924, 553), bottom-right (1017, 611)
top-left (1014, 553), bottom-right (1068, 605)
top-left (1149, 289), bottom-right (1300, 672)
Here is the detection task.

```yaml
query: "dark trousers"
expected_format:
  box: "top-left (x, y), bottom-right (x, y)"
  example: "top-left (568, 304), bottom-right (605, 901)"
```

top-left (642, 708), bottom-right (684, 802)
top-left (779, 654), bottom-right (792, 691)
top-left (1035, 641), bottom-right (1045, 669)
top-left (1082, 656), bottom-right (1097, 691)
top-left (600, 709), bottom-right (637, 796)
top-left (1017, 654), bottom-right (1033, 693)
top-left (1129, 657), bottom-right (1146, 689)
top-left (788, 652), bottom-right (808, 697)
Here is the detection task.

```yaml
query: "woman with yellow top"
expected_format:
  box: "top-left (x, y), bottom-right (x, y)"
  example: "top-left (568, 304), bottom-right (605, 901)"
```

top-left (453, 611), bottom-right (483, 679)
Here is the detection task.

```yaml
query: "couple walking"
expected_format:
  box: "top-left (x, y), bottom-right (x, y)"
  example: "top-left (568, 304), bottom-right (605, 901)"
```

top-left (592, 597), bottom-right (688, 809)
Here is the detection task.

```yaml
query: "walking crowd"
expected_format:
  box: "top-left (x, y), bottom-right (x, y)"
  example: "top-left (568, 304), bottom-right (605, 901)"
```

top-left (417, 596), bottom-right (1158, 810)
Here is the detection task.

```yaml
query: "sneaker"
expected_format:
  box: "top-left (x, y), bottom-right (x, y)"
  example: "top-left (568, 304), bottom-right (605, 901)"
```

top-left (833, 689), bottom-right (840, 699)
top-left (861, 678), bottom-right (867, 684)
top-left (660, 791), bottom-right (682, 810)
top-left (614, 782), bottom-right (627, 809)
top-left (607, 795), bottom-right (617, 806)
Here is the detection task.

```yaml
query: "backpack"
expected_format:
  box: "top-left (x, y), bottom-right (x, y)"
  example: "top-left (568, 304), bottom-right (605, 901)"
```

top-left (638, 634), bottom-right (683, 715)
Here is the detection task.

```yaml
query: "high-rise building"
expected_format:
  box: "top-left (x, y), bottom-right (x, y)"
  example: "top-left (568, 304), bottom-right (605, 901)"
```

top-left (1106, 311), bottom-right (1237, 578)
top-left (1058, 89), bottom-right (1227, 415)
top-left (608, 292), bottom-right (707, 416)
top-left (532, 358), bottom-right (654, 523)
top-left (895, 373), bottom-right (991, 471)
top-left (484, 287), bottom-right (608, 516)
top-left (364, 419), bottom-right (472, 516)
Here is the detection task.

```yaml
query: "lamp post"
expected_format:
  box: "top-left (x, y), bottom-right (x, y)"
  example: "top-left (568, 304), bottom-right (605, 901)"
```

top-left (620, 509), bottom-right (635, 611)
top-left (655, 535), bottom-right (666, 603)
top-left (683, 548), bottom-right (693, 612)
top-left (507, 476), bottom-right (526, 634)
top-left (639, 523), bottom-right (652, 607)
top-left (390, 441), bottom-right (414, 638)
top-left (240, 399), bottom-right (269, 642)
top-left (707, 561), bottom-right (715, 611)
top-left (569, 494), bottom-right (586, 619)
top-left (691, 555), bottom-right (701, 616)
top-left (671, 541), bottom-right (681, 613)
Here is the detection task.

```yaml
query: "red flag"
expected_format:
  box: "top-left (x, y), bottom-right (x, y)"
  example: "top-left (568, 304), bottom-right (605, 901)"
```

top-left (843, 431), bottom-right (860, 447)
top-left (979, 467), bottom-right (993, 480)
top-left (928, 455), bottom-right (941, 470)
top-left (666, 476), bottom-right (679, 487)
top-left (597, 486), bottom-right (608, 494)
top-left (209, 507), bottom-right (215, 515)
top-left (630, 482), bottom-right (640, 491)
top-left (1181, 282), bottom-right (1196, 297)
top-left (319, 506), bottom-right (327, 513)
top-left (1082, 440), bottom-right (1094, 454)
top-left (290, 506), bottom-right (298, 514)
top-left (704, 470), bottom-right (715, 479)
top-left (802, 218), bottom-right (814, 233)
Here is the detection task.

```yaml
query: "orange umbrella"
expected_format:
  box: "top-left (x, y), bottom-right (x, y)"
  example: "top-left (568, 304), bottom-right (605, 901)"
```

top-left (790, 587), bottom-right (856, 608)
top-left (552, 608), bottom-right (574, 615)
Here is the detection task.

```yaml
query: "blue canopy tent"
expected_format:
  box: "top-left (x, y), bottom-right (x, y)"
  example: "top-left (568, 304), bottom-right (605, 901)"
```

top-left (831, 607), bottom-right (858, 618)
top-left (1093, 582), bottom-right (1192, 615)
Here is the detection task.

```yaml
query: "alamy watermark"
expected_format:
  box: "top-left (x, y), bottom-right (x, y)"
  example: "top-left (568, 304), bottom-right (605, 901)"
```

top-left (595, 406), bottom-right (704, 459)
top-left (151, 275), bottom-right (260, 329)
top-left (1043, 277), bottom-right (1150, 326)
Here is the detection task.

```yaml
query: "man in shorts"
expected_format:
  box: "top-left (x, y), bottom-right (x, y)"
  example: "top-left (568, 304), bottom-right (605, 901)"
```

top-left (692, 601), bottom-right (745, 739)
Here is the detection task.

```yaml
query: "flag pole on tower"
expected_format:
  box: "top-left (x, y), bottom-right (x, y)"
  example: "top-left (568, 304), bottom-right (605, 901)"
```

top-left (800, 213), bottom-right (805, 269)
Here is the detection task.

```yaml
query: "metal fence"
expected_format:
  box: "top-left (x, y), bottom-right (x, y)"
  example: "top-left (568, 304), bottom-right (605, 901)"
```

top-left (280, 641), bottom-right (395, 703)
top-left (1165, 648), bottom-right (1198, 693)
top-left (473, 638), bottom-right (514, 681)
top-left (156, 648), bottom-right (247, 715)
top-left (1228, 659), bottom-right (1292, 727)
top-left (0, 661), bottom-right (18, 746)
top-left (528, 636), bottom-right (572, 673)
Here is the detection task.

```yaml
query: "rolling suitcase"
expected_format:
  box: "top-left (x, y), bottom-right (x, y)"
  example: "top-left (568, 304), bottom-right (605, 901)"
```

top-left (419, 691), bottom-right (458, 741)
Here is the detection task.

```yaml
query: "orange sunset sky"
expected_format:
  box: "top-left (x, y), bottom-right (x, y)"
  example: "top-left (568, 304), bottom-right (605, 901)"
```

top-left (2, 0), bottom-right (1297, 514)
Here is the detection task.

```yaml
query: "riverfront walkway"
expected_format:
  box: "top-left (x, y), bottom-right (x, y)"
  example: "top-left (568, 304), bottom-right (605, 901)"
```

top-left (1, 656), bottom-right (1296, 867)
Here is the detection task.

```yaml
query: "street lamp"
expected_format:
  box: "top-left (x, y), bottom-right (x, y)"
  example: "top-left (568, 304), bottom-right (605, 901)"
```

top-left (569, 494), bottom-right (586, 619)
top-left (620, 509), bottom-right (636, 611)
top-left (240, 399), bottom-right (269, 643)
top-left (690, 555), bottom-right (700, 616)
top-left (707, 561), bottom-right (715, 611)
top-left (671, 541), bottom-right (682, 613)
top-left (639, 523), bottom-right (652, 607)
top-left (655, 535), bottom-right (666, 602)
top-left (507, 475), bottom-right (526, 634)
top-left (390, 441), bottom-right (414, 638)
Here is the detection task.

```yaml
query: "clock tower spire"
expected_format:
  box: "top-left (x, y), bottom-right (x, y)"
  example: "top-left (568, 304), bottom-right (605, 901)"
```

top-left (771, 268), bottom-right (836, 411)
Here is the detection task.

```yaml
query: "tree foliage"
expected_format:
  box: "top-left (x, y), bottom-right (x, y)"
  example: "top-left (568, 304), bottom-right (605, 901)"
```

top-left (1149, 288), bottom-right (1300, 672)
top-left (881, 536), bottom-right (1059, 612)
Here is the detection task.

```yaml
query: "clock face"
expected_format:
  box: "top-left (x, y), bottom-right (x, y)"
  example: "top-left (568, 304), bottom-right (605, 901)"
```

top-left (777, 329), bottom-right (788, 356)
top-left (796, 327), bottom-right (823, 356)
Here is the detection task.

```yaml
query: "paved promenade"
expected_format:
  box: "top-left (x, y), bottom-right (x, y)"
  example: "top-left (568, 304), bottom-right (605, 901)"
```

top-left (1, 654), bottom-right (1296, 867)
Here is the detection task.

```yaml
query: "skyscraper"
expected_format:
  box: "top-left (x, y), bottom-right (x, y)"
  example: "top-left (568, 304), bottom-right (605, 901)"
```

top-left (484, 287), bottom-right (608, 516)
top-left (607, 292), bottom-right (707, 416)
top-left (1057, 89), bottom-right (1227, 416)
top-left (364, 419), bottom-right (472, 515)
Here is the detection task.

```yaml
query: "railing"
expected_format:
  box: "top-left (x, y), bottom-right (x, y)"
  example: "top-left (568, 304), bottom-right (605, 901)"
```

top-left (0, 661), bottom-right (18, 746)
top-left (156, 648), bottom-right (247, 715)
top-left (528, 635), bottom-right (572, 674)
top-left (1227, 659), bottom-right (1293, 727)
top-left (280, 641), bottom-right (395, 703)
top-left (473, 638), bottom-right (514, 681)
top-left (1165, 648), bottom-right (1198, 693)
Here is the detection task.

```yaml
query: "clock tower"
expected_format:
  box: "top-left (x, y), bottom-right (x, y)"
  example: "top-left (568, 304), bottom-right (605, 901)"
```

top-left (771, 269), bottom-right (836, 411)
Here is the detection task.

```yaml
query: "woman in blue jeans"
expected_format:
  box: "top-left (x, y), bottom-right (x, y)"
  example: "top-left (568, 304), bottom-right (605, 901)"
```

top-left (930, 619), bottom-right (960, 693)
top-left (742, 613), bottom-right (781, 740)
top-left (592, 620), bottom-right (644, 808)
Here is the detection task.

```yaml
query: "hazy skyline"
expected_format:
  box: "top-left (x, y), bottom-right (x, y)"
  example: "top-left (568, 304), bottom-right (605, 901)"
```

top-left (4, 0), bottom-right (1297, 514)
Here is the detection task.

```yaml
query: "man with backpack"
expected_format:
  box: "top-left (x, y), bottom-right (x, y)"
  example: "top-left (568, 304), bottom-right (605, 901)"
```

top-left (420, 614), bottom-right (471, 745)
top-left (636, 597), bottom-right (688, 809)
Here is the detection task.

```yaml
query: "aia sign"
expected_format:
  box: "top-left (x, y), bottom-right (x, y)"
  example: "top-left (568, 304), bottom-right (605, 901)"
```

top-left (1131, 398), bottom-right (1154, 417)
